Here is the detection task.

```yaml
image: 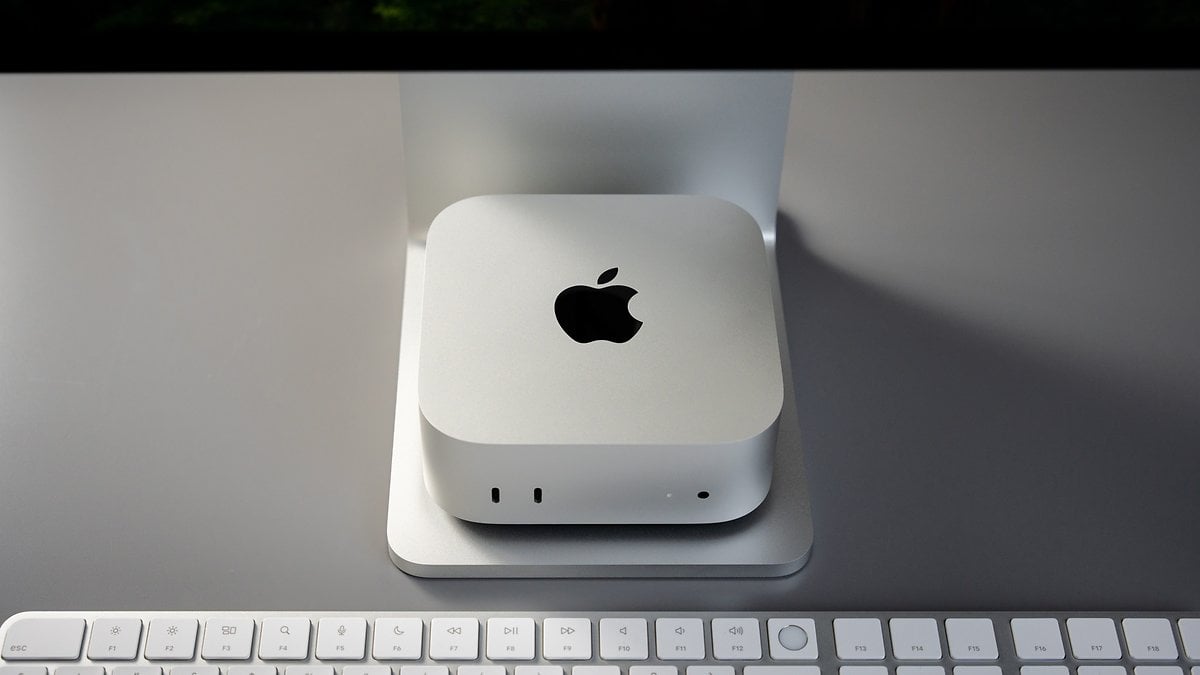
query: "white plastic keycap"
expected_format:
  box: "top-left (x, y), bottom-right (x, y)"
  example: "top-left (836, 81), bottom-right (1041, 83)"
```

top-left (428, 619), bottom-right (478, 661)
top-left (372, 619), bottom-right (422, 660)
top-left (897, 667), bottom-right (945, 675)
top-left (315, 618), bottom-right (367, 661)
top-left (0, 668), bottom-right (47, 675)
top-left (574, 666), bottom-right (620, 675)
top-left (631, 666), bottom-right (676, 675)
top-left (841, 667), bottom-right (888, 675)
top-left (111, 667), bottom-right (160, 675)
top-left (285, 666), bottom-right (333, 675)
top-left (1122, 620), bottom-right (1178, 661)
top-left (202, 618), bottom-right (255, 660)
top-left (711, 619), bottom-right (761, 661)
top-left (61, 668), bottom-right (107, 675)
top-left (767, 619), bottom-right (818, 660)
top-left (2, 618), bottom-right (85, 661)
top-left (259, 619), bottom-right (310, 660)
top-left (228, 666), bottom-right (275, 675)
top-left (598, 619), bottom-right (647, 661)
top-left (1133, 668), bottom-right (1183, 675)
top-left (834, 619), bottom-right (885, 660)
top-left (746, 667), bottom-right (821, 675)
top-left (1021, 667), bottom-right (1069, 675)
top-left (486, 618), bottom-right (535, 660)
top-left (171, 668), bottom-right (218, 675)
top-left (344, 667), bottom-right (389, 675)
top-left (515, 667), bottom-right (562, 675)
top-left (1181, 620), bottom-right (1200, 661)
top-left (399, 667), bottom-right (448, 675)
top-left (1011, 619), bottom-right (1065, 660)
top-left (890, 619), bottom-right (942, 660)
top-left (1068, 619), bottom-right (1123, 660)
top-left (460, 666), bottom-right (505, 675)
top-left (144, 619), bottom-right (198, 660)
top-left (1078, 668), bottom-right (1127, 675)
top-left (686, 667), bottom-right (734, 675)
top-left (954, 667), bottom-right (1001, 675)
top-left (542, 619), bottom-right (591, 660)
top-left (87, 619), bottom-right (142, 661)
top-left (946, 619), bottom-right (998, 661)
top-left (655, 619), bottom-right (704, 660)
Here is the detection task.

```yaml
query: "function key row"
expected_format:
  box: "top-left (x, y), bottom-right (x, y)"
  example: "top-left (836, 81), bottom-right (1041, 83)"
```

top-left (5, 618), bottom-right (1200, 664)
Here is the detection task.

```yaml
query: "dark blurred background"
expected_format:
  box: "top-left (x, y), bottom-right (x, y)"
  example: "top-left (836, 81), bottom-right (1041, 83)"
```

top-left (2, 0), bottom-right (1199, 32)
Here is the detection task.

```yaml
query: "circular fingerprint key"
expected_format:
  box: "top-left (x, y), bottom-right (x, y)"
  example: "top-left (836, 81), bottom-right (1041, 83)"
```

top-left (778, 624), bottom-right (809, 651)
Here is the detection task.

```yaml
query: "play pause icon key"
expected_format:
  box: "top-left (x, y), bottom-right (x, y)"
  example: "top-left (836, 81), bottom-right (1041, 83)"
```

top-left (544, 619), bottom-right (592, 660)
top-left (486, 618), bottom-right (535, 661)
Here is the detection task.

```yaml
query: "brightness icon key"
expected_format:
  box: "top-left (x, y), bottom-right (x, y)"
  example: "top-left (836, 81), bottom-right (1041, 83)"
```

top-left (88, 619), bottom-right (142, 661)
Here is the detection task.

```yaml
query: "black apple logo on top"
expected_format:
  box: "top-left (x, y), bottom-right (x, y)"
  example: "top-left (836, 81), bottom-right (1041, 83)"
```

top-left (554, 267), bottom-right (643, 344)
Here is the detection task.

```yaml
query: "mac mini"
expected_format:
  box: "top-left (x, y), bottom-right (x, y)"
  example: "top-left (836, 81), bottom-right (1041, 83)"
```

top-left (418, 194), bottom-right (783, 525)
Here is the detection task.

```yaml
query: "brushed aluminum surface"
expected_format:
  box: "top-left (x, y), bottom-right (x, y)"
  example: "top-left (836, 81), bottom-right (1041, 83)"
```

top-left (386, 238), bottom-right (813, 577)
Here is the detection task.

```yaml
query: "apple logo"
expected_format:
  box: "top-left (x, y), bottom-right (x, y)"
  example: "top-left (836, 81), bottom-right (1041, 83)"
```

top-left (554, 267), bottom-right (643, 344)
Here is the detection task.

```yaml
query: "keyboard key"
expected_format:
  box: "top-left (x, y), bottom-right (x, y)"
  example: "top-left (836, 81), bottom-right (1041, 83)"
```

top-left (628, 662), bottom-right (676, 672)
top-left (228, 667), bottom-right (276, 675)
top-left (2, 618), bottom-right (85, 661)
top-left (429, 618), bottom-right (478, 660)
top-left (461, 668), bottom-right (505, 675)
top-left (544, 619), bottom-right (591, 660)
top-left (202, 618), bottom-right (255, 660)
top-left (259, 618), bottom-right (310, 660)
top-left (834, 618), bottom-right (885, 660)
top-left (573, 667), bottom-right (619, 675)
top-left (1, 667), bottom-right (47, 675)
top-left (487, 618), bottom-right (535, 660)
top-left (1022, 667), bottom-right (1068, 675)
top-left (315, 618), bottom-right (367, 660)
top-left (767, 619), bottom-right (818, 660)
top-left (285, 666), bottom-right (334, 675)
top-left (373, 618), bottom-right (422, 660)
top-left (59, 668), bottom-right (106, 675)
top-left (1011, 619), bottom-right (1065, 660)
top-left (954, 667), bottom-right (1001, 675)
top-left (1182, 620), bottom-right (1200, 661)
top-left (891, 619), bottom-right (942, 660)
top-left (88, 618), bottom-right (143, 660)
top-left (171, 667), bottom-right (219, 675)
top-left (841, 667), bottom-right (888, 675)
top-left (599, 618), bottom-right (648, 660)
top-left (112, 667), bottom-right (162, 675)
top-left (655, 618), bottom-right (704, 660)
top-left (145, 619), bottom-right (199, 660)
top-left (1068, 619), bottom-right (1123, 660)
top-left (1123, 620), bottom-right (1178, 661)
top-left (518, 667), bottom-right (565, 675)
top-left (746, 667), bottom-right (821, 675)
top-left (400, 668), bottom-right (448, 675)
top-left (343, 667), bottom-right (390, 675)
top-left (1134, 668), bottom-right (1183, 675)
top-left (946, 619), bottom-right (998, 660)
top-left (711, 618), bottom-right (762, 660)
top-left (1078, 668), bottom-right (1126, 675)
top-left (686, 667), bottom-right (734, 675)
top-left (898, 668), bottom-right (945, 675)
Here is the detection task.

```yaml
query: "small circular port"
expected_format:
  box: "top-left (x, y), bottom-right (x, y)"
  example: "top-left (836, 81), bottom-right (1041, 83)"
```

top-left (697, 491), bottom-right (710, 499)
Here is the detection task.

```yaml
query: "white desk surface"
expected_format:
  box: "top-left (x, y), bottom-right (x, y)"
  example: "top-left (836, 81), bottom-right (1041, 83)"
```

top-left (2, 72), bottom-right (1199, 619)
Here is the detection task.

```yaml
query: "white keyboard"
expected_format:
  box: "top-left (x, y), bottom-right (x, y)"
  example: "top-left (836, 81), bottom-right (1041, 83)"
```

top-left (3, 613), bottom-right (1199, 675)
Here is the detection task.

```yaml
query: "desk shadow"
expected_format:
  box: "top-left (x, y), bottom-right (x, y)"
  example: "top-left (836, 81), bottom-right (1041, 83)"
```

top-left (774, 211), bottom-right (1200, 611)
top-left (408, 211), bottom-right (1200, 611)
